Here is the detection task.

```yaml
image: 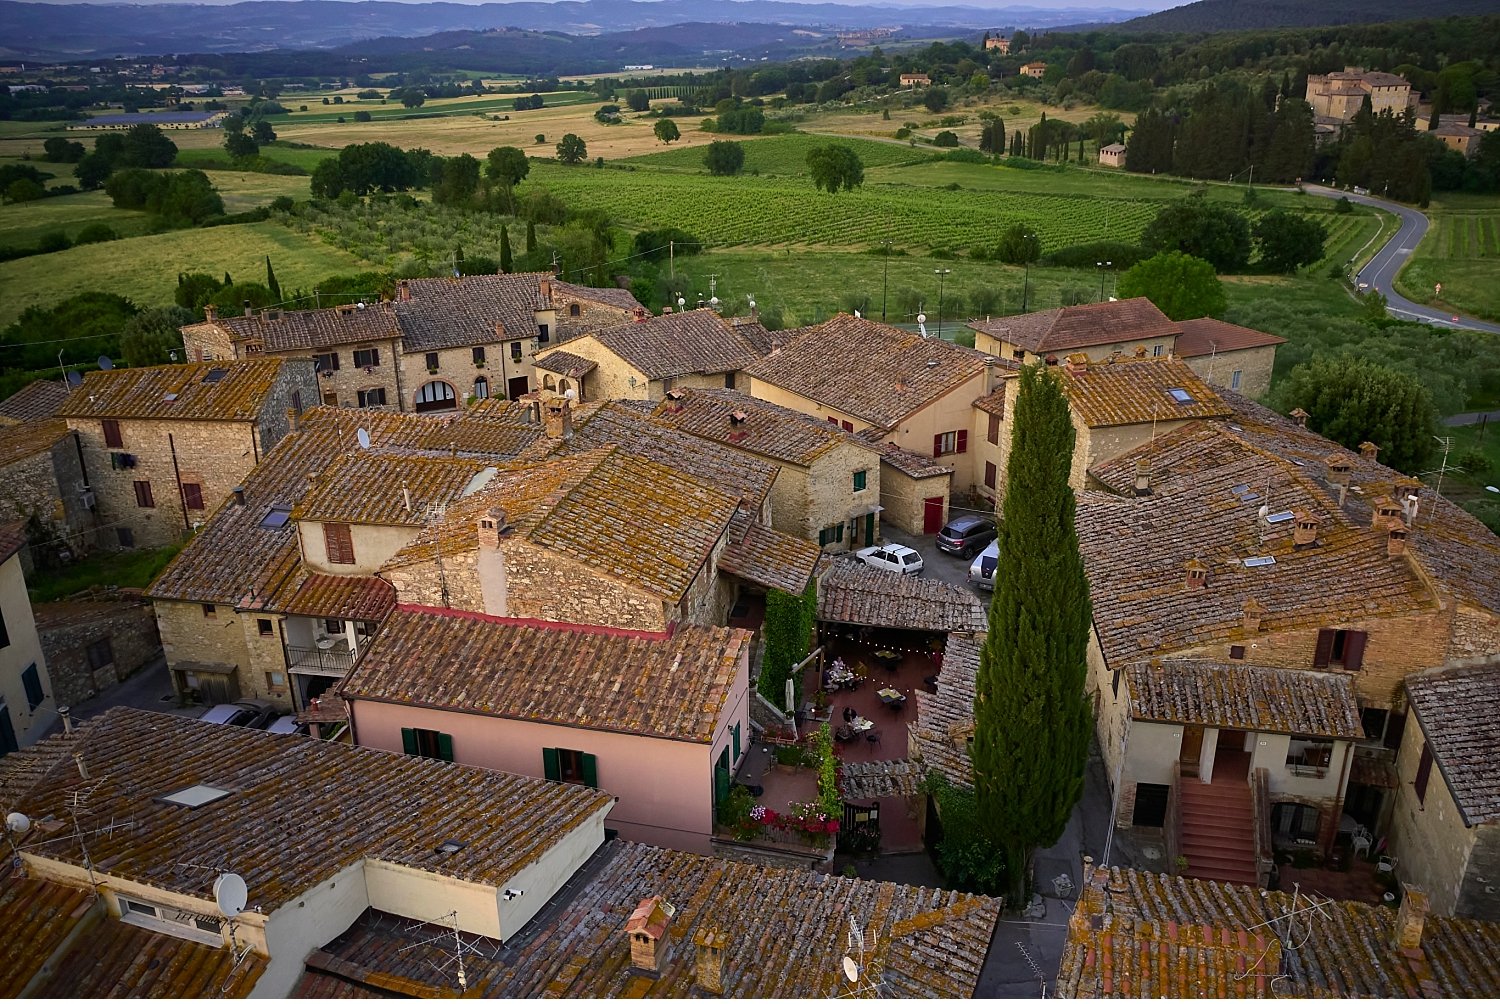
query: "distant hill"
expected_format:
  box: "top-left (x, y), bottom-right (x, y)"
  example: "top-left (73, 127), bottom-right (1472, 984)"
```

top-left (1103, 0), bottom-right (1499, 33)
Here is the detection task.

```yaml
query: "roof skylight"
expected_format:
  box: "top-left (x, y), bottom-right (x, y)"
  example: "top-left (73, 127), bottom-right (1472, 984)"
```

top-left (160, 784), bottom-right (233, 808)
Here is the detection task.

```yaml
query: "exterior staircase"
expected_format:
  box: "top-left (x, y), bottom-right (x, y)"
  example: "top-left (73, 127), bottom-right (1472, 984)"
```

top-left (1178, 756), bottom-right (1260, 886)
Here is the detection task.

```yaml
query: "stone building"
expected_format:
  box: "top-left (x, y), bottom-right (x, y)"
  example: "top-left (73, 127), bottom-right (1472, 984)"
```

top-left (1020, 61), bottom-right (1047, 78)
top-left (1306, 66), bottom-right (1412, 122)
top-left (180, 273), bottom-right (641, 413)
top-left (1173, 316), bottom-right (1286, 399)
top-left (33, 595), bottom-right (161, 707)
top-left (0, 380), bottom-right (68, 426)
top-left (1434, 122), bottom-right (1483, 158)
top-left (0, 521), bottom-right (55, 752)
top-left (1098, 141), bottom-right (1125, 167)
top-left (746, 314), bottom-right (995, 534)
top-left (984, 34), bottom-right (1011, 53)
top-left (0, 420), bottom-right (93, 558)
top-left (56, 359), bottom-right (317, 550)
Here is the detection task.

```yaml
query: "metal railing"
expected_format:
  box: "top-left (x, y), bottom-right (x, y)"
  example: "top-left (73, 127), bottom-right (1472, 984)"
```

top-left (1166, 759), bottom-right (1183, 876)
top-left (284, 644), bottom-right (358, 675)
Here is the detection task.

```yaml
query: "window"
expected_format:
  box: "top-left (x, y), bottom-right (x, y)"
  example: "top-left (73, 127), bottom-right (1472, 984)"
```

top-left (414, 381), bottom-right (457, 413)
top-left (322, 390), bottom-right (338, 407)
top-left (853, 469), bottom-right (868, 493)
top-left (1231, 369), bottom-right (1243, 391)
top-left (181, 482), bottom-right (204, 511)
top-left (987, 413), bottom-right (1001, 445)
top-left (817, 523), bottom-right (846, 546)
top-left (257, 618), bottom-right (273, 637)
top-left (543, 746), bottom-right (598, 787)
top-left (324, 522), bottom-right (355, 565)
top-left (1229, 644), bottom-right (1246, 660)
top-left (201, 604), bottom-right (216, 619)
top-left (569, 303), bottom-right (581, 317)
top-left (827, 416), bottom-right (838, 425)
top-left (474, 376), bottom-right (490, 400)
top-left (265, 671), bottom-right (286, 689)
top-left (1152, 345), bottom-right (1163, 357)
top-left (357, 387), bottom-right (387, 408)
top-left (984, 461), bottom-right (997, 489)
top-left (133, 480), bottom-right (154, 508)
top-left (1012, 349), bottom-right (1025, 361)
top-left (117, 895), bottom-right (223, 944)
top-left (259, 506), bottom-right (292, 529)
top-left (314, 352), bottom-right (340, 372)
top-left (1313, 629), bottom-right (1366, 670)
top-left (724, 372), bottom-right (736, 390)
top-left (425, 352), bottom-right (440, 371)
top-left (1285, 737), bottom-right (1333, 778)
top-left (0, 607), bottom-right (7, 648)
top-left (353, 347), bottom-right (380, 368)
top-left (1414, 741), bottom-right (1434, 805)
top-left (537, 323), bottom-right (549, 344)
top-left (102, 419), bottom-right (123, 448)
top-left (1111, 666), bottom-right (1121, 697)
top-left (116, 527), bottom-right (134, 548)
top-left (472, 345), bottom-right (486, 365)
top-left (511, 341), bottom-right (523, 361)
top-left (291, 390), bottom-right (303, 415)
top-left (21, 664), bottom-right (43, 711)
top-left (841, 420), bottom-right (853, 432)
top-left (1272, 803), bottom-right (1321, 842)
top-left (86, 637), bottom-right (114, 670)
top-left (933, 430), bottom-right (967, 457)
top-left (324, 618), bottom-right (343, 635)
top-left (402, 727), bottom-right (455, 762)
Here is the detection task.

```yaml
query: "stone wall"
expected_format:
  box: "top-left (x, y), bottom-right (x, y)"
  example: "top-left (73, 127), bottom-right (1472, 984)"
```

top-left (1447, 604), bottom-right (1500, 662)
top-left (257, 358), bottom-right (319, 450)
top-left (879, 466), bottom-right (950, 536)
top-left (1183, 345), bottom-right (1278, 400)
top-left (805, 441), bottom-right (882, 550)
top-left (0, 436), bottom-right (92, 551)
top-left (678, 532), bottom-right (731, 627)
top-left (537, 337), bottom-right (648, 402)
top-left (307, 336), bottom-right (403, 411)
top-left (156, 597), bottom-right (254, 700)
top-left (1388, 712), bottom-right (1477, 916)
top-left (500, 539), bottom-right (671, 631)
top-left (400, 344), bottom-right (505, 412)
top-left (180, 322), bottom-right (235, 362)
top-left (1458, 826), bottom-right (1500, 920)
top-left (35, 598), bottom-right (160, 706)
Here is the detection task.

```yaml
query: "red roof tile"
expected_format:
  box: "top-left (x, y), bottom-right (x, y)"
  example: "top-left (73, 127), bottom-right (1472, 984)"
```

top-left (1174, 317), bottom-right (1287, 358)
top-left (57, 359), bottom-right (290, 422)
top-left (969, 298), bottom-right (1181, 354)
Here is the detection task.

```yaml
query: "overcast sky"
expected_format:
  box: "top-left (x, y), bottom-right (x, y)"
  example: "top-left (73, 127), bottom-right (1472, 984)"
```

top-left (33, 0), bottom-right (1183, 9)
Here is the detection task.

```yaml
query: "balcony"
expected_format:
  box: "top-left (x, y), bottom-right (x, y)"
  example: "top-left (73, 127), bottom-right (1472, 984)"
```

top-left (285, 642), bottom-right (358, 676)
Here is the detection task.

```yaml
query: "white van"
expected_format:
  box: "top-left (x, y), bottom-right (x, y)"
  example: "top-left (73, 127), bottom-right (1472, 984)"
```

top-left (967, 540), bottom-right (999, 590)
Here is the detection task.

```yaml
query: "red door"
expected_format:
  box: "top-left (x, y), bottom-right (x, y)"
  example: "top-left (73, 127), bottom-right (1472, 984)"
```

top-left (922, 496), bottom-right (944, 534)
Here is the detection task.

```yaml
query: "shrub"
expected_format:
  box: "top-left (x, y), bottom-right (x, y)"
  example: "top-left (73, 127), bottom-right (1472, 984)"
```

top-left (72, 222), bottom-right (118, 245)
top-left (353, 110), bottom-right (372, 122)
top-left (932, 131), bottom-right (960, 147)
top-left (36, 231), bottom-right (71, 253)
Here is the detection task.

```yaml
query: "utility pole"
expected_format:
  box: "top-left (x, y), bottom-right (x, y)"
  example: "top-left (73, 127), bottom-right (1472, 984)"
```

top-left (881, 240), bottom-right (891, 322)
top-left (933, 268), bottom-right (951, 340)
top-left (669, 240), bottom-right (674, 281)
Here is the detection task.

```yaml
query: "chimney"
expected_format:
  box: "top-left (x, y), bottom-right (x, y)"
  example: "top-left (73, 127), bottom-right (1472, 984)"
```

top-left (1290, 407), bottom-right (1309, 428)
top-left (476, 507), bottom-right (507, 549)
top-left (232, 486), bottom-right (246, 506)
top-left (243, 299), bottom-right (253, 318)
top-left (74, 751), bottom-right (89, 780)
top-left (539, 277), bottom-right (553, 304)
top-left (398, 279), bottom-right (411, 302)
top-left (1133, 458), bottom-right (1151, 497)
top-left (1132, 344), bottom-right (1147, 358)
top-left (204, 304), bottom-right (218, 323)
top-left (493, 321), bottom-right (506, 340)
top-left (59, 706), bottom-right (74, 734)
top-left (543, 396), bottom-right (573, 440)
top-left (662, 305), bottom-right (673, 314)
top-left (1242, 597), bottom-right (1266, 634)
top-left (1392, 885), bottom-right (1430, 951)
top-left (693, 929), bottom-right (728, 995)
top-left (1360, 441), bottom-right (1380, 461)
top-left (624, 896), bottom-right (675, 974)
top-left (633, 306), bottom-right (648, 323)
top-left (1063, 353), bottom-right (1088, 376)
top-left (1326, 454), bottom-right (1353, 488)
top-left (1371, 496), bottom-right (1403, 529)
top-left (1184, 558), bottom-right (1208, 591)
top-left (1292, 510), bottom-right (1321, 547)
top-left (1385, 517), bottom-right (1409, 556)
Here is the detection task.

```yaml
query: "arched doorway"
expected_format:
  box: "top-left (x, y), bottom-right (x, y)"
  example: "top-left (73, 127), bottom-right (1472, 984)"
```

top-left (473, 376), bottom-right (490, 400)
top-left (414, 380), bottom-right (457, 413)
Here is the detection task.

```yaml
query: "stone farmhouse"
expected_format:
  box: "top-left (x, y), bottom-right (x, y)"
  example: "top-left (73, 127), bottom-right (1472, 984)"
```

top-left (1098, 141), bottom-right (1126, 167)
top-left (899, 72), bottom-right (931, 86)
top-left (342, 606), bottom-right (752, 852)
top-left (180, 273), bottom-right (641, 414)
top-left (0, 522), bottom-right (54, 753)
top-left (0, 419), bottom-right (92, 558)
top-left (1306, 65), bottom-right (1413, 123)
top-left (1020, 61), bottom-right (1047, 78)
top-left (984, 34), bottom-right (1011, 53)
top-left (56, 359), bottom-right (316, 550)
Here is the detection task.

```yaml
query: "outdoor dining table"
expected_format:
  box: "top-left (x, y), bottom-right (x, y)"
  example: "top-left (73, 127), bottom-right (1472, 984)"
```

top-left (872, 650), bottom-right (902, 670)
top-left (877, 687), bottom-right (906, 707)
top-left (850, 716), bottom-right (874, 732)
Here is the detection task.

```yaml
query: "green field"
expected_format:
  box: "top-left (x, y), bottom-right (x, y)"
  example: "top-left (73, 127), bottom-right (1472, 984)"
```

top-left (621, 133), bottom-right (927, 175)
top-left (264, 89), bottom-right (596, 126)
top-left (1394, 209), bottom-right (1500, 321)
top-left (175, 143), bottom-right (334, 172)
top-left (0, 221), bottom-right (370, 326)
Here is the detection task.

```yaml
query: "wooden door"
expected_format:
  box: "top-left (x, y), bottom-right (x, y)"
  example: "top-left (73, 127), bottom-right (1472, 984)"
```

top-left (1180, 726), bottom-right (1204, 774)
top-left (922, 497), bottom-right (944, 534)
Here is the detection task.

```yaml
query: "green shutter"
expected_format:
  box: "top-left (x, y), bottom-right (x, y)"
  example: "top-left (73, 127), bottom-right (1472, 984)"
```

top-left (401, 727), bottom-right (418, 756)
top-left (714, 765), bottom-right (731, 807)
top-left (581, 752), bottom-right (598, 789)
top-left (732, 723), bottom-right (741, 762)
top-left (543, 747), bottom-right (561, 781)
top-left (818, 526), bottom-right (828, 546)
top-left (835, 522), bottom-right (845, 542)
top-left (437, 732), bottom-right (455, 763)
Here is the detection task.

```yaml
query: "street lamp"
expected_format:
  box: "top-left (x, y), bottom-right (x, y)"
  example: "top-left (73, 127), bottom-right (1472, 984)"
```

top-left (933, 268), bottom-right (951, 340)
top-left (1096, 260), bottom-right (1113, 301)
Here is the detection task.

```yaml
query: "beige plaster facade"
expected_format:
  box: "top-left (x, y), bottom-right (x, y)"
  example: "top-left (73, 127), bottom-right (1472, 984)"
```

top-left (0, 547), bottom-right (55, 749)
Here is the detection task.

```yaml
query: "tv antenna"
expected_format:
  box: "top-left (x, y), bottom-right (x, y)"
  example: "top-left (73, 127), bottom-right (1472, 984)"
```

top-left (399, 910), bottom-right (487, 993)
top-left (836, 913), bottom-right (878, 998)
top-left (1416, 436), bottom-right (1462, 524)
top-left (426, 502), bottom-right (451, 607)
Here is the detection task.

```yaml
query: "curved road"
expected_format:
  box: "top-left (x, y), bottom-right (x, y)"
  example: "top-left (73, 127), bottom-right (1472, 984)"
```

top-left (1303, 184), bottom-right (1500, 334)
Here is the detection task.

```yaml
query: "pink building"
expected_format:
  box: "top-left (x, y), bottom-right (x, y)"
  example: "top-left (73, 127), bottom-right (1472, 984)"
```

top-left (342, 606), bottom-right (753, 852)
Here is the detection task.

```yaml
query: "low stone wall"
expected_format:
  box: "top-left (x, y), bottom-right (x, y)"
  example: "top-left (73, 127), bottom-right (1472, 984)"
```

top-left (35, 595), bottom-right (161, 706)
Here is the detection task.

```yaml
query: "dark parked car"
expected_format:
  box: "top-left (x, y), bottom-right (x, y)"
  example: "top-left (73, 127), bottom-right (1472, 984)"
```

top-left (936, 515), bottom-right (998, 557)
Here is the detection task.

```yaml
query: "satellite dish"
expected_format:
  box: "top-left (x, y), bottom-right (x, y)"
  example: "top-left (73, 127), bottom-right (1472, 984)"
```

top-left (5, 811), bottom-right (30, 835)
top-left (916, 313), bottom-right (926, 325)
top-left (853, 310), bottom-right (861, 319)
top-left (65, 371), bottom-right (83, 388)
top-left (356, 427), bottom-right (371, 449)
top-left (563, 387), bottom-right (577, 401)
top-left (214, 872), bottom-right (248, 918)
top-left (842, 956), bottom-right (859, 983)
top-left (97, 356), bottom-right (115, 371)
top-left (460, 465), bottom-right (499, 498)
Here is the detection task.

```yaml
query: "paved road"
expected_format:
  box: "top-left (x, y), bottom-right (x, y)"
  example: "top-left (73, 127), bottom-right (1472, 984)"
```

top-left (1303, 184), bottom-right (1500, 334)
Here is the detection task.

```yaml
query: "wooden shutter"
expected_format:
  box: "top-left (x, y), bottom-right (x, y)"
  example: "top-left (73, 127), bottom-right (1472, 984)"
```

top-left (580, 752), bottom-right (598, 788)
top-left (133, 480), bottom-right (154, 508)
top-left (956, 429), bottom-right (968, 454)
top-left (324, 523), bottom-right (355, 565)
top-left (102, 419), bottom-right (123, 448)
top-left (401, 727), bottom-right (419, 756)
top-left (1383, 712), bottom-right (1406, 750)
top-left (1312, 629), bottom-right (1336, 668)
top-left (542, 747), bottom-right (561, 781)
top-left (182, 483), bottom-right (204, 510)
top-left (22, 664), bottom-right (43, 710)
top-left (987, 413), bottom-right (1001, 445)
top-left (437, 732), bottom-right (455, 763)
top-left (1342, 631), bottom-right (1367, 670)
top-left (732, 723), bottom-right (741, 762)
top-left (933, 433), bottom-right (944, 456)
top-left (1415, 742), bottom-right (1433, 805)
top-left (985, 462), bottom-right (997, 489)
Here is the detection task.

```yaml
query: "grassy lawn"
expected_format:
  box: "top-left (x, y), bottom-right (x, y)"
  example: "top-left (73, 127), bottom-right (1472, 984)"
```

top-left (0, 189), bottom-right (160, 248)
top-left (0, 220), bottom-right (371, 325)
top-left (621, 133), bottom-right (928, 175)
top-left (1393, 207), bottom-right (1500, 322)
top-left (28, 543), bottom-right (183, 604)
top-left (176, 143), bottom-right (334, 173)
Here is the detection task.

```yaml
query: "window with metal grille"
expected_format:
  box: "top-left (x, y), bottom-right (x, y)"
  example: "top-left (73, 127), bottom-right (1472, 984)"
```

top-left (324, 522), bottom-right (355, 565)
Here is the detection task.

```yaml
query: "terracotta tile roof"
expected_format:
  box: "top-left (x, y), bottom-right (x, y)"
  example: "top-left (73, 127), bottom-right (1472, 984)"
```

top-left (388, 447), bottom-right (740, 603)
top-left (39, 911), bottom-right (268, 997)
top-left (0, 379), bottom-right (68, 424)
top-left (969, 298), bottom-right (1181, 355)
top-left (294, 452), bottom-right (492, 527)
top-left (394, 272), bottom-right (552, 352)
top-left (301, 840), bottom-right (1000, 998)
top-left (0, 518), bottom-right (27, 563)
top-left (839, 758), bottom-right (926, 799)
top-left (532, 349), bottom-right (597, 378)
top-left (1081, 420), bottom-right (1436, 666)
top-left (273, 573), bottom-right (396, 621)
top-left (33, 595), bottom-right (153, 630)
top-left (568, 308), bottom-right (768, 380)
top-left (1127, 659), bottom-right (1364, 738)
top-left (342, 606), bottom-right (749, 743)
top-left (551, 276), bottom-right (644, 312)
top-left (56, 359), bottom-right (295, 424)
top-left (0, 731), bottom-right (79, 807)
top-left (972, 386), bottom-right (1007, 417)
top-left (1405, 662), bottom-right (1500, 825)
top-left (818, 561), bottom-right (987, 633)
top-left (0, 417), bottom-right (70, 468)
top-left (718, 510), bottom-right (820, 594)
top-left (296, 692), bottom-right (349, 725)
top-left (5, 707), bottom-right (611, 914)
top-left (1063, 355), bottom-right (1231, 428)
top-left (412, 415), bottom-right (546, 457)
top-left (853, 429), bottom-right (955, 479)
top-left (912, 631), bottom-right (979, 789)
top-left (647, 387), bottom-right (877, 467)
top-left (746, 314), bottom-right (990, 430)
top-left (192, 301), bottom-right (400, 352)
top-left (1058, 865), bottom-right (1500, 998)
top-left (147, 408), bottom-right (457, 605)
top-left (1174, 317), bottom-right (1286, 358)
top-left (0, 876), bottom-right (95, 996)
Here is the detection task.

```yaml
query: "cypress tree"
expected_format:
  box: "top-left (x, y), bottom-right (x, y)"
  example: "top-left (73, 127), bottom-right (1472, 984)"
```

top-left (973, 363), bottom-right (1093, 905)
top-left (265, 257), bottom-right (281, 301)
top-left (525, 220), bottom-right (537, 254)
top-left (500, 224), bottom-right (513, 273)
